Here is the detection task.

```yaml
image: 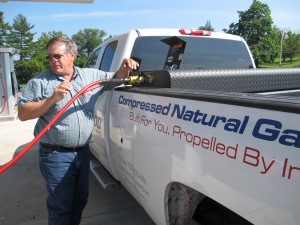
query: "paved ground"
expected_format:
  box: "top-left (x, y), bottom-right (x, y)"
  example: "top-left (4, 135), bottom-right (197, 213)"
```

top-left (0, 118), bottom-right (155, 225)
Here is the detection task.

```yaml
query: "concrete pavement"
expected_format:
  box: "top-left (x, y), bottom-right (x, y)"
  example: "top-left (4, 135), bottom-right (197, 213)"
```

top-left (0, 118), bottom-right (155, 225)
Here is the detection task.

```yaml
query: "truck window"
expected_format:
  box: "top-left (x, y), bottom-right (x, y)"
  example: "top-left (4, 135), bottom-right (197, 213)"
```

top-left (100, 41), bottom-right (118, 71)
top-left (85, 47), bottom-right (101, 68)
top-left (130, 36), bottom-right (254, 71)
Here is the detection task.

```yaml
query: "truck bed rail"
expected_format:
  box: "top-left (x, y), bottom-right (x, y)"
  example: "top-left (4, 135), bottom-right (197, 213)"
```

top-left (152, 68), bottom-right (300, 95)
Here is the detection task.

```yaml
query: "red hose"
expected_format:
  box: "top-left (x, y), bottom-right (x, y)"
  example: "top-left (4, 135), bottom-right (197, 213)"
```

top-left (0, 79), bottom-right (116, 174)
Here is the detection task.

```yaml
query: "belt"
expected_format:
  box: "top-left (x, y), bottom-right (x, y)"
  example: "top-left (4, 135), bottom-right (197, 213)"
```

top-left (40, 142), bottom-right (87, 152)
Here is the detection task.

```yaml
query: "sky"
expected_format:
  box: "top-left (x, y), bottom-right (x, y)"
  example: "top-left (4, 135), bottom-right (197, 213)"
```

top-left (1, 0), bottom-right (300, 40)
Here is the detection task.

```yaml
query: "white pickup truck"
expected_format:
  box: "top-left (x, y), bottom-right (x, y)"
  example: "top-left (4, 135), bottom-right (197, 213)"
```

top-left (84, 29), bottom-right (300, 225)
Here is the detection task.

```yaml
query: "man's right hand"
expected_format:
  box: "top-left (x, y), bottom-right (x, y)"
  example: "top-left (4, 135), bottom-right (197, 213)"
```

top-left (18, 81), bottom-right (72, 121)
top-left (51, 81), bottom-right (72, 102)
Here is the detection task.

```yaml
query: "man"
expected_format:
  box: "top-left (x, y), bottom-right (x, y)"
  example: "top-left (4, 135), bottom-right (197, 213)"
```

top-left (17, 36), bottom-right (139, 225)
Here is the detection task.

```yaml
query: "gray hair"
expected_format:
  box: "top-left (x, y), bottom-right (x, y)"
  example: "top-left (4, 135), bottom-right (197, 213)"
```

top-left (46, 36), bottom-right (77, 58)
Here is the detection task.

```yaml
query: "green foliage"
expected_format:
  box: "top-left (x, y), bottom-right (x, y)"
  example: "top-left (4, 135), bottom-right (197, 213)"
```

top-left (72, 28), bottom-right (106, 58)
top-left (282, 31), bottom-right (300, 63)
top-left (15, 59), bottom-right (45, 82)
top-left (74, 57), bottom-right (87, 68)
top-left (199, 20), bottom-right (215, 31)
top-left (7, 14), bottom-right (36, 60)
top-left (0, 11), bottom-right (11, 47)
top-left (223, 0), bottom-right (280, 67)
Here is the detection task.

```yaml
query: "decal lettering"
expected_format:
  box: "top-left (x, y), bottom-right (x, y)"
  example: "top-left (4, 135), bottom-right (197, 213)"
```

top-left (118, 94), bottom-right (300, 181)
top-left (253, 119), bottom-right (300, 148)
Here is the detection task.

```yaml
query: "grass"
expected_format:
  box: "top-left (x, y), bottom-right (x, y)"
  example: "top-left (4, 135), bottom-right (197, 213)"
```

top-left (260, 56), bottom-right (300, 68)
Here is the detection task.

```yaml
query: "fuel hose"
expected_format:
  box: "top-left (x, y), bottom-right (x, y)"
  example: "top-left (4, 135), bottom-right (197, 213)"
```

top-left (0, 78), bottom-right (128, 174)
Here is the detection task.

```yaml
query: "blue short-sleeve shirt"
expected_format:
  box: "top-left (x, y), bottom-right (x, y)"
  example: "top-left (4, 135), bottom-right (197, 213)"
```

top-left (18, 67), bottom-right (114, 147)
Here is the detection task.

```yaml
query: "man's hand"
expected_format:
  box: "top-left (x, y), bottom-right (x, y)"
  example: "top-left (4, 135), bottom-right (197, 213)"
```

top-left (114, 58), bottom-right (139, 79)
top-left (51, 81), bottom-right (72, 102)
top-left (18, 81), bottom-right (72, 121)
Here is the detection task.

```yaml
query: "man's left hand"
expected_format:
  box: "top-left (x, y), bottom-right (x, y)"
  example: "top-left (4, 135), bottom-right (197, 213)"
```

top-left (114, 58), bottom-right (139, 79)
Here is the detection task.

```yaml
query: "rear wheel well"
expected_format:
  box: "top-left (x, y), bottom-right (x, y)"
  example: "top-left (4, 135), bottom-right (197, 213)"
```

top-left (192, 196), bottom-right (253, 225)
top-left (166, 182), bottom-right (204, 225)
top-left (166, 182), bottom-right (253, 225)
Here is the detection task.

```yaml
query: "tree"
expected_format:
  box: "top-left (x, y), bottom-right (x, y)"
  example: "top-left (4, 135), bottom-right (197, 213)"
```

top-left (223, 0), bottom-right (279, 67)
top-left (72, 28), bottom-right (106, 59)
top-left (282, 31), bottom-right (300, 63)
top-left (0, 11), bottom-right (11, 47)
top-left (7, 14), bottom-right (36, 60)
top-left (199, 20), bottom-right (215, 31)
top-left (15, 58), bottom-right (45, 83)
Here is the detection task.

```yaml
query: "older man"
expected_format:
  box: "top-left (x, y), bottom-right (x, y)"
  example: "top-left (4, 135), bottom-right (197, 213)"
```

top-left (18, 36), bottom-right (138, 225)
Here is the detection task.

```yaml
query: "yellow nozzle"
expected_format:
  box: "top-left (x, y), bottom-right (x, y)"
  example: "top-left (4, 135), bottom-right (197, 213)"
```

top-left (128, 76), bottom-right (145, 85)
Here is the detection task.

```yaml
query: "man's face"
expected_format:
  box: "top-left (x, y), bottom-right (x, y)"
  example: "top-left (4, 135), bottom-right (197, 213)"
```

top-left (47, 42), bottom-right (75, 77)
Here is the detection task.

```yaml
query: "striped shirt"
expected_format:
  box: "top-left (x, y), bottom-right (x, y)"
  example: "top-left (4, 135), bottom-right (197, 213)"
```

top-left (18, 67), bottom-right (114, 147)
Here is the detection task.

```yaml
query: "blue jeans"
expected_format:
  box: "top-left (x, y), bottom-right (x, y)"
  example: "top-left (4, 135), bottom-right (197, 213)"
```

top-left (39, 144), bottom-right (90, 225)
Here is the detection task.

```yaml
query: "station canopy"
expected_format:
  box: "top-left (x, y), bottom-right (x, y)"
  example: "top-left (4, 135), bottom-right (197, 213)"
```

top-left (1, 0), bottom-right (93, 3)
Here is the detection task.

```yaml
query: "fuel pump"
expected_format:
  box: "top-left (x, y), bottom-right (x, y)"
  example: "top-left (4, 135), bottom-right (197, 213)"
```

top-left (0, 48), bottom-right (18, 121)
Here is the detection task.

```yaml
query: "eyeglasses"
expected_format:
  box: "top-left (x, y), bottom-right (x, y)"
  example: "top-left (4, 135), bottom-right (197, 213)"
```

top-left (46, 54), bottom-right (64, 61)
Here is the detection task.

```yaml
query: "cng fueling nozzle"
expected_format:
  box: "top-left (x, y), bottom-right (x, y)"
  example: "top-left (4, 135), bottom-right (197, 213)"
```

top-left (128, 72), bottom-right (153, 86)
top-left (127, 71), bottom-right (171, 88)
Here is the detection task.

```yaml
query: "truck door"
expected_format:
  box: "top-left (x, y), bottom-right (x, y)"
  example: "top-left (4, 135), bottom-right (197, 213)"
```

top-left (109, 91), bottom-right (138, 198)
top-left (88, 42), bottom-right (119, 177)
